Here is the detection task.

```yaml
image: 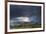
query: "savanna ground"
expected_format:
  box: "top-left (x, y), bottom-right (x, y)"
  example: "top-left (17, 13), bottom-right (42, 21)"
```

top-left (10, 22), bottom-right (41, 29)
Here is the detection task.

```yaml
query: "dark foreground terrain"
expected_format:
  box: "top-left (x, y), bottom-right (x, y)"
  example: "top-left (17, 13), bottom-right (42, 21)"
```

top-left (10, 22), bottom-right (41, 29)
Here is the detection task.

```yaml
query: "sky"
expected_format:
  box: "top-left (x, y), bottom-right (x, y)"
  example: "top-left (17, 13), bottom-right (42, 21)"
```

top-left (10, 5), bottom-right (41, 24)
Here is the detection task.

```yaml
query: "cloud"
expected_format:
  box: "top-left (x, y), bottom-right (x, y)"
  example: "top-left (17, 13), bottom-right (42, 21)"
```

top-left (10, 5), bottom-right (41, 26)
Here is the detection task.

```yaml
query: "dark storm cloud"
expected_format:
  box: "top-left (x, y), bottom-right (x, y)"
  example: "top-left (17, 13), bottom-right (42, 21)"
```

top-left (10, 5), bottom-right (41, 23)
top-left (10, 5), bottom-right (41, 17)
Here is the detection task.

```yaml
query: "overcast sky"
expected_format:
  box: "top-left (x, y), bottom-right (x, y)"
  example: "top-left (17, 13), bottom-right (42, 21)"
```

top-left (10, 5), bottom-right (41, 23)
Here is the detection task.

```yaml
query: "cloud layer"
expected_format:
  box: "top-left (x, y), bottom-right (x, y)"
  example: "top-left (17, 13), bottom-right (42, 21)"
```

top-left (10, 5), bottom-right (41, 26)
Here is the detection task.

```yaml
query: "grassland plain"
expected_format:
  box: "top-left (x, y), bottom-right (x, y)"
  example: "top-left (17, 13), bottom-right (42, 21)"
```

top-left (10, 22), bottom-right (41, 29)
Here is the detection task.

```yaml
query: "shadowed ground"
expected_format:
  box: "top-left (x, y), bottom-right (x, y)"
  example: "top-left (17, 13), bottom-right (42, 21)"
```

top-left (10, 22), bottom-right (41, 29)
